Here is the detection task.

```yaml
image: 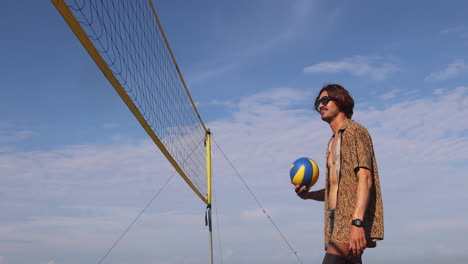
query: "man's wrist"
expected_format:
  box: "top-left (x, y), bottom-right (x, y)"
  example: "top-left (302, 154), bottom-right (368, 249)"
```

top-left (351, 219), bottom-right (364, 227)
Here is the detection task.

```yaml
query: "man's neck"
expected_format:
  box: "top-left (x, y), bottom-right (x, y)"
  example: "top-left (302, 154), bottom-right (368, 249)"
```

top-left (328, 114), bottom-right (348, 136)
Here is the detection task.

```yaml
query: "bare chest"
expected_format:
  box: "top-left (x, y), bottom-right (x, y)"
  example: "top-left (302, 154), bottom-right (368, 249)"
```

top-left (327, 136), bottom-right (339, 185)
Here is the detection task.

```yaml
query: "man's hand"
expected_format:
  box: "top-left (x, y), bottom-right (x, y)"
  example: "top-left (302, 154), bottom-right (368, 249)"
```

top-left (295, 185), bottom-right (310, 199)
top-left (295, 186), bottom-right (325, 201)
top-left (349, 225), bottom-right (366, 256)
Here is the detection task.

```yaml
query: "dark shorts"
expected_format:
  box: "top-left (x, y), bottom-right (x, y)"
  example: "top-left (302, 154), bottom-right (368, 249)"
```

top-left (322, 253), bottom-right (362, 264)
top-left (324, 209), bottom-right (363, 264)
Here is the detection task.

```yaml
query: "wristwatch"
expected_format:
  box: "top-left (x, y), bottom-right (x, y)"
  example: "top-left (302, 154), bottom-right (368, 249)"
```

top-left (352, 219), bottom-right (364, 227)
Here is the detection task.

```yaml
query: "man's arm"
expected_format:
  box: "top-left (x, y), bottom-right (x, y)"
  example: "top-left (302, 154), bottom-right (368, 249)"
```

top-left (349, 167), bottom-right (372, 256)
top-left (295, 186), bottom-right (325, 201)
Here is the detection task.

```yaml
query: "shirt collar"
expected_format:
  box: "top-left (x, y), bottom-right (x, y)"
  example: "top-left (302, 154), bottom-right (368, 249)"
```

top-left (339, 118), bottom-right (352, 132)
top-left (331, 118), bottom-right (352, 138)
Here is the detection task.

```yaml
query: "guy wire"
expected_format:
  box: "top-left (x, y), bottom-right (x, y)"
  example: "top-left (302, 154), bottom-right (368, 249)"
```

top-left (211, 136), bottom-right (304, 264)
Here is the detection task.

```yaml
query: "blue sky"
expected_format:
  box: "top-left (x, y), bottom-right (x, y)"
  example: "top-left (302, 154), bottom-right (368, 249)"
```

top-left (1, 0), bottom-right (467, 263)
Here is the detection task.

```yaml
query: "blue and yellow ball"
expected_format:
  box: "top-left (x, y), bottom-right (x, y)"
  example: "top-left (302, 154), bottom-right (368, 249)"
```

top-left (290, 157), bottom-right (319, 188)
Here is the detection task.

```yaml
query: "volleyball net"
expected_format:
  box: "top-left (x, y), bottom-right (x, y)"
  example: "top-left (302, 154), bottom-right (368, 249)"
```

top-left (52, 0), bottom-right (210, 204)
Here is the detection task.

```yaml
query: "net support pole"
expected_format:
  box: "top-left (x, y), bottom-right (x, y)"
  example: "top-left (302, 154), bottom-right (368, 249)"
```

top-left (205, 130), bottom-right (213, 264)
top-left (206, 130), bottom-right (212, 204)
top-left (205, 205), bottom-right (214, 264)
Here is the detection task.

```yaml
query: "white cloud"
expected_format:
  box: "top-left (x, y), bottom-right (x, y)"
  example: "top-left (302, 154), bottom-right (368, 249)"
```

top-left (425, 59), bottom-right (467, 81)
top-left (103, 123), bottom-right (120, 129)
top-left (241, 209), bottom-right (267, 222)
top-left (0, 205), bottom-right (210, 264)
top-left (206, 99), bottom-right (236, 108)
top-left (304, 55), bottom-right (399, 80)
top-left (0, 141), bottom-right (179, 212)
top-left (440, 25), bottom-right (468, 38)
top-left (433, 88), bottom-right (444, 95)
top-left (440, 25), bottom-right (468, 34)
top-left (357, 86), bottom-right (468, 178)
top-left (1, 86), bottom-right (467, 264)
top-left (381, 89), bottom-right (400, 99)
top-left (435, 244), bottom-right (468, 257)
top-left (209, 85), bottom-right (468, 261)
top-left (0, 129), bottom-right (34, 144)
top-left (440, 26), bottom-right (468, 46)
top-left (186, 62), bottom-right (238, 84)
top-left (405, 219), bottom-right (468, 233)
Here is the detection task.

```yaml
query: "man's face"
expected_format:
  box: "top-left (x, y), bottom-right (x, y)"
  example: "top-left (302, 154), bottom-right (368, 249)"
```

top-left (317, 91), bottom-right (339, 122)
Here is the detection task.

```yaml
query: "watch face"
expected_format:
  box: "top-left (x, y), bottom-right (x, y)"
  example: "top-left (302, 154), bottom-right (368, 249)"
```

top-left (353, 219), bottom-right (363, 227)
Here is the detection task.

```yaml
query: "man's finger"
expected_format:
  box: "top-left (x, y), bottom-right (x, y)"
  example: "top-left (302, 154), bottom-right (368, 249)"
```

top-left (295, 185), bottom-right (306, 193)
top-left (354, 241), bottom-right (360, 256)
top-left (294, 185), bottom-right (301, 193)
top-left (350, 240), bottom-right (356, 256)
top-left (357, 239), bottom-right (365, 256)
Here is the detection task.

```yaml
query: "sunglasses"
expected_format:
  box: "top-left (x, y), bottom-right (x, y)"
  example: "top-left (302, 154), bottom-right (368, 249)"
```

top-left (314, 96), bottom-right (333, 111)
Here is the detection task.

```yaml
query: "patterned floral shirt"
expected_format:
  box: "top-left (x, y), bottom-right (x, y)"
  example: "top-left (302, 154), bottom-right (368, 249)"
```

top-left (324, 119), bottom-right (384, 249)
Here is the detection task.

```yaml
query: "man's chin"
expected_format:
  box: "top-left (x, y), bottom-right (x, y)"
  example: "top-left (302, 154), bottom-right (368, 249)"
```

top-left (321, 115), bottom-right (332, 122)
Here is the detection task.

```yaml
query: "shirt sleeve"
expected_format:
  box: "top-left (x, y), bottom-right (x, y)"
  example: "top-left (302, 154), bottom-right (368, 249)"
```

top-left (352, 128), bottom-right (374, 173)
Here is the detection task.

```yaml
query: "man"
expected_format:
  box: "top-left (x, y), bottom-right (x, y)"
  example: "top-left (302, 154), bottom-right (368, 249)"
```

top-left (295, 84), bottom-right (384, 264)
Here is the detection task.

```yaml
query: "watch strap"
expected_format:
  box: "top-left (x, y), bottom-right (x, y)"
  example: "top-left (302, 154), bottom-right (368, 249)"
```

top-left (352, 219), bottom-right (364, 227)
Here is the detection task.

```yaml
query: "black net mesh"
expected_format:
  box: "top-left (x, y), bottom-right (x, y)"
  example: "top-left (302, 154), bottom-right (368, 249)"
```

top-left (63, 0), bottom-right (207, 196)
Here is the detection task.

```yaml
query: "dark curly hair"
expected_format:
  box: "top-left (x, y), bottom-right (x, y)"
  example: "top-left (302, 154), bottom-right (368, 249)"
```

top-left (315, 84), bottom-right (354, 118)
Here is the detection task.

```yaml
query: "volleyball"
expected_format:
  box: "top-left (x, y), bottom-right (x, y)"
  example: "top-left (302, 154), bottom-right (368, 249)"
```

top-left (290, 157), bottom-right (319, 188)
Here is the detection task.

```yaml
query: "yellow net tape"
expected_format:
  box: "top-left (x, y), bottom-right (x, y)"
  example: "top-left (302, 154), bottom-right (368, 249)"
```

top-left (52, 0), bottom-right (209, 203)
